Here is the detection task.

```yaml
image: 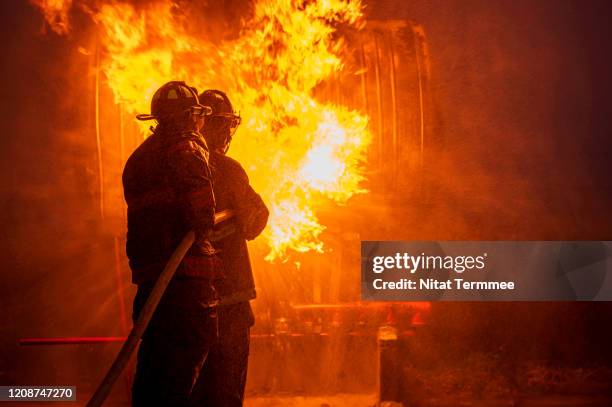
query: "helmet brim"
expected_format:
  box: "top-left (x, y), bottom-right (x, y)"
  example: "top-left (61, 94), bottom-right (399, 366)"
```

top-left (136, 103), bottom-right (211, 121)
top-left (136, 114), bottom-right (157, 121)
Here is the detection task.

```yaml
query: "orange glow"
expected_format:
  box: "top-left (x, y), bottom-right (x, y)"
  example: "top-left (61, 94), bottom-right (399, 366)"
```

top-left (30, 0), bottom-right (73, 35)
top-left (34, 0), bottom-right (372, 261)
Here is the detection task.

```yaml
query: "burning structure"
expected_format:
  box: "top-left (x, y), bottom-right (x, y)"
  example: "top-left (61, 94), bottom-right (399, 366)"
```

top-left (28, 0), bottom-right (435, 259)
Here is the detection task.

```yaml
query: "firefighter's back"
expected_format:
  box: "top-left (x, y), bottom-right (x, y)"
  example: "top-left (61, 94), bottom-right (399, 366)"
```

top-left (123, 132), bottom-right (189, 284)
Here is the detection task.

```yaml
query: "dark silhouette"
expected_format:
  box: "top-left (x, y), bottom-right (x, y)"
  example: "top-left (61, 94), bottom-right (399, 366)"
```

top-left (123, 81), bottom-right (220, 406)
top-left (191, 89), bottom-right (269, 406)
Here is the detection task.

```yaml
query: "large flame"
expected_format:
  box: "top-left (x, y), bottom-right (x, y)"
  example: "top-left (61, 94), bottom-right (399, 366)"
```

top-left (33, 0), bottom-right (372, 261)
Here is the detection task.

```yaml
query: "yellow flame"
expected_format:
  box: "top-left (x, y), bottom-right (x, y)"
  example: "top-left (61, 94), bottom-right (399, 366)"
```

top-left (36, 0), bottom-right (372, 261)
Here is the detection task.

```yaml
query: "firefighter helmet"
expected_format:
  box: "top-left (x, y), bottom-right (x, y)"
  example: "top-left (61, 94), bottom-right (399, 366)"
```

top-left (136, 81), bottom-right (212, 122)
top-left (199, 89), bottom-right (241, 152)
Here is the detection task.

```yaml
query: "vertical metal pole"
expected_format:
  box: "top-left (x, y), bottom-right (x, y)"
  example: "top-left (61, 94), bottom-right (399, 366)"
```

top-left (388, 32), bottom-right (399, 190)
top-left (119, 104), bottom-right (127, 226)
top-left (119, 104), bottom-right (125, 165)
top-left (359, 42), bottom-right (374, 170)
top-left (94, 37), bottom-right (104, 219)
top-left (412, 25), bottom-right (426, 190)
top-left (373, 35), bottom-right (384, 171)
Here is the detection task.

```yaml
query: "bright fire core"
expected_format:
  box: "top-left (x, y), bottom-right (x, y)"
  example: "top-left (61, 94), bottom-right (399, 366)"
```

top-left (33, 0), bottom-right (373, 261)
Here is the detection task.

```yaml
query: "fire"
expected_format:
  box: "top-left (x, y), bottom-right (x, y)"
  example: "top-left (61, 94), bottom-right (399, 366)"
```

top-left (32, 0), bottom-right (372, 261)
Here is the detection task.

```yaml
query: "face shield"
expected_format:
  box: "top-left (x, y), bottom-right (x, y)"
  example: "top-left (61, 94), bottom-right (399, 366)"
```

top-left (207, 112), bottom-right (241, 136)
top-left (204, 112), bottom-right (241, 153)
top-left (187, 105), bottom-right (213, 118)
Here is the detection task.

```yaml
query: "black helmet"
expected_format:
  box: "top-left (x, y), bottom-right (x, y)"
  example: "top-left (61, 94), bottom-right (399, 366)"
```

top-left (199, 89), bottom-right (241, 152)
top-left (136, 81), bottom-right (212, 123)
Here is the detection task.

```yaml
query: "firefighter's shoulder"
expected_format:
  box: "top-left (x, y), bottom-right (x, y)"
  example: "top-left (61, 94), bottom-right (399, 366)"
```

top-left (166, 131), bottom-right (209, 156)
top-left (212, 153), bottom-right (248, 179)
top-left (122, 135), bottom-right (159, 185)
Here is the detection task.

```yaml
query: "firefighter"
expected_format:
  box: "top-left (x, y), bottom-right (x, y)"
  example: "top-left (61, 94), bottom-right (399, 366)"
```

top-left (122, 81), bottom-right (221, 407)
top-left (191, 89), bottom-right (269, 406)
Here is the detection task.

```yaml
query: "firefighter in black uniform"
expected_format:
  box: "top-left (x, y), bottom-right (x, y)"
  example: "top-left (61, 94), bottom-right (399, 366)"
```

top-left (122, 81), bottom-right (222, 407)
top-left (191, 89), bottom-right (269, 406)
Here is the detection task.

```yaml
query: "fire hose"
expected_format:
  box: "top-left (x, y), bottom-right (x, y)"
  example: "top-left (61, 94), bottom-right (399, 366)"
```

top-left (86, 209), bottom-right (234, 407)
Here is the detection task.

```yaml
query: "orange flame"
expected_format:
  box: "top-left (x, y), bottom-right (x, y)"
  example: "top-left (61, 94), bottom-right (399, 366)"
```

top-left (33, 0), bottom-right (372, 261)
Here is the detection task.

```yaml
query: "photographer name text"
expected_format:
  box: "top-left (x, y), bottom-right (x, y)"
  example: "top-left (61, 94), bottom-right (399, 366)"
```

top-left (370, 252), bottom-right (515, 291)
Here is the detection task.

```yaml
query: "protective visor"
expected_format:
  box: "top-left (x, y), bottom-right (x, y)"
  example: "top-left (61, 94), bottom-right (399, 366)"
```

top-left (135, 104), bottom-right (213, 121)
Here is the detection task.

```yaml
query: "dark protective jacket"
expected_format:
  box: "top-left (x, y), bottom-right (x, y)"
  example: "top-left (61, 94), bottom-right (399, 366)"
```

top-left (209, 151), bottom-right (269, 304)
top-left (123, 128), bottom-right (223, 285)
